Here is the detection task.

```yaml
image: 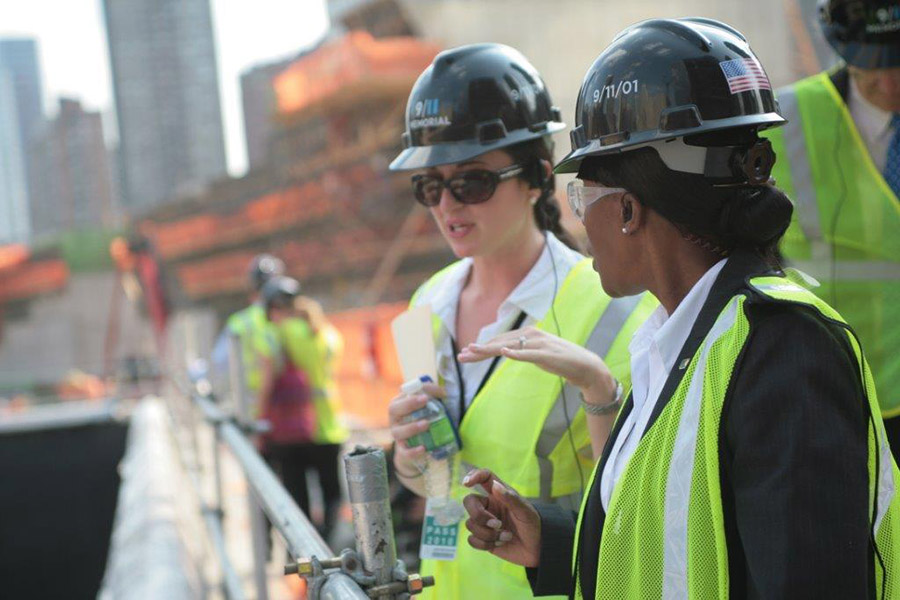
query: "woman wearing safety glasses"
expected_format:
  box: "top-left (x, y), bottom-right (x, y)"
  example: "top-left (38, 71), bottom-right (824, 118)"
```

top-left (458, 18), bottom-right (900, 598)
top-left (387, 43), bottom-right (655, 599)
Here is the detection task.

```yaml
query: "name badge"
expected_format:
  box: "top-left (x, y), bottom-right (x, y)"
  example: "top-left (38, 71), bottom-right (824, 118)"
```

top-left (420, 498), bottom-right (460, 561)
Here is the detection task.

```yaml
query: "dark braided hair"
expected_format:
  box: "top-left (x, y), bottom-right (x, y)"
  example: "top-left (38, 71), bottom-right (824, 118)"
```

top-left (504, 138), bottom-right (581, 251)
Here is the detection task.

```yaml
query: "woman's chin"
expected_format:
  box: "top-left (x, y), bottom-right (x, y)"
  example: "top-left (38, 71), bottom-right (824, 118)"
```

top-left (445, 237), bottom-right (479, 258)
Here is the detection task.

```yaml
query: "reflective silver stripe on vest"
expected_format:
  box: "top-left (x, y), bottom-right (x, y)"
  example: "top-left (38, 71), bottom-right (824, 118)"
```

top-left (877, 421), bottom-right (896, 533)
top-left (789, 260), bottom-right (900, 282)
top-left (534, 293), bottom-right (645, 503)
top-left (779, 86), bottom-right (830, 261)
top-left (662, 298), bottom-right (741, 600)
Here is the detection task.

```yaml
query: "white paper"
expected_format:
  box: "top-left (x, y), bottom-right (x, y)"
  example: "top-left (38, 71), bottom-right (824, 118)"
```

top-left (390, 304), bottom-right (437, 381)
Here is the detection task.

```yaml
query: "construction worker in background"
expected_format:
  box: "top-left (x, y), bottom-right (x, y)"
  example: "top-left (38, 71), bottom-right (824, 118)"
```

top-left (261, 275), bottom-right (348, 542)
top-left (461, 17), bottom-right (900, 598)
top-left (386, 43), bottom-right (656, 599)
top-left (765, 0), bottom-right (900, 456)
top-left (211, 254), bottom-right (283, 409)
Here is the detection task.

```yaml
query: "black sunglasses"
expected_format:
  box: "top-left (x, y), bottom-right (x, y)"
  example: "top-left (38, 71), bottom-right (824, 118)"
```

top-left (411, 163), bottom-right (524, 207)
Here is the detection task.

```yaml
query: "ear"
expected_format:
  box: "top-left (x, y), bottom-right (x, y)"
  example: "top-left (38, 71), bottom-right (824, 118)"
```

top-left (531, 159), bottom-right (552, 189)
top-left (620, 193), bottom-right (645, 233)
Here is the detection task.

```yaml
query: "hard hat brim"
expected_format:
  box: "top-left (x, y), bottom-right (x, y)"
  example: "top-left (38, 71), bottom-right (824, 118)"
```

top-left (553, 113), bottom-right (785, 174)
top-left (826, 40), bottom-right (900, 69)
top-left (389, 123), bottom-right (565, 171)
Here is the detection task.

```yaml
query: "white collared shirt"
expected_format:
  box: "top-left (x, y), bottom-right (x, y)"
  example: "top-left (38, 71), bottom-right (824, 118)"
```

top-left (848, 75), bottom-right (895, 172)
top-left (415, 232), bottom-right (583, 425)
top-left (599, 258), bottom-right (728, 511)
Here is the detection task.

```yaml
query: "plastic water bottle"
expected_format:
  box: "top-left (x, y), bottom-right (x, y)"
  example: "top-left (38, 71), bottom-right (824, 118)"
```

top-left (400, 377), bottom-right (459, 460)
top-left (401, 377), bottom-right (465, 525)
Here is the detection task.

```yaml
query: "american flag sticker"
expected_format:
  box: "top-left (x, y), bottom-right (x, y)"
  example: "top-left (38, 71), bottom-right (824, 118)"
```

top-left (719, 58), bottom-right (771, 94)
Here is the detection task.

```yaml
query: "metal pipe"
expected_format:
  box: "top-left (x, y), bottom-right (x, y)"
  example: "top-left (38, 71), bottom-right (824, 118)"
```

top-left (165, 396), bottom-right (246, 600)
top-left (226, 333), bottom-right (249, 419)
top-left (344, 447), bottom-right (397, 588)
top-left (190, 392), bottom-right (373, 600)
top-left (213, 411), bottom-right (332, 558)
top-left (226, 340), bottom-right (269, 600)
top-left (211, 428), bottom-right (225, 525)
top-left (202, 508), bottom-right (247, 600)
top-left (319, 573), bottom-right (372, 600)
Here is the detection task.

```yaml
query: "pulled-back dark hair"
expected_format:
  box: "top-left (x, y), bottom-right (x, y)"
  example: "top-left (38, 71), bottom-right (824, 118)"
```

top-left (504, 138), bottom-right (581, 251)
top-left (578, 147), bottom-right (793, 267)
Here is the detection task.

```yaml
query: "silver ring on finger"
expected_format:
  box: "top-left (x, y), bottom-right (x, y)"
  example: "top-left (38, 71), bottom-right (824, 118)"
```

top-left (518, 335), bottom-right (527, 350)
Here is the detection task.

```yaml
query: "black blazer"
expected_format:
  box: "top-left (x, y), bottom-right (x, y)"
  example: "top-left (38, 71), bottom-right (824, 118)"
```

top-left (528, 252), bottom-right (876, 599)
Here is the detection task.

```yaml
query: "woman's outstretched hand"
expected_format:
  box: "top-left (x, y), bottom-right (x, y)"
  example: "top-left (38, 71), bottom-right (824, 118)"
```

top-left (457, 326), bottom-right (616, 402)
top-left (462, 468), bottom-right (542, 568)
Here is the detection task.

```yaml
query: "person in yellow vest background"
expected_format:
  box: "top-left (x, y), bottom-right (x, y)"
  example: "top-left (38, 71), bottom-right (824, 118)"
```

top-left (386, 43), bottom-right (656, 599)
top-left (460, 17), bottom-right (900, 599)
top-left (210, 253), bottom-right (284, 410)
top-left (261, 275), bottom-right (348, 543)
top-left (765, 0), bottom-right (900, 457)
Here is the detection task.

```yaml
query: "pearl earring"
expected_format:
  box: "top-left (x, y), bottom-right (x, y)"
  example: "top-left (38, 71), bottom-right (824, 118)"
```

top-left (621, 227), bottom-right (628, 234)
top-left (530, 196), bottom-right (539, 206)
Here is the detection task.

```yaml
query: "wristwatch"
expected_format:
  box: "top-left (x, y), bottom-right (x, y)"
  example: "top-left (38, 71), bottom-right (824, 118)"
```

top-left (582, 379), bottom-right (623, 416)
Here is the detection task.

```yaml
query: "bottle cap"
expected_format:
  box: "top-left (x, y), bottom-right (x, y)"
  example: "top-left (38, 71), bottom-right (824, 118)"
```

top-left (401, 378), bottom-right (425, 395)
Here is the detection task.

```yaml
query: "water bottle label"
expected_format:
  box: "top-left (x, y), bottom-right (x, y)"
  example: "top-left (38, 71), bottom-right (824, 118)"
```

top-left (408, 416), bottom-right (457, 453)
top-left (429, 417), bottom-right (456, 448)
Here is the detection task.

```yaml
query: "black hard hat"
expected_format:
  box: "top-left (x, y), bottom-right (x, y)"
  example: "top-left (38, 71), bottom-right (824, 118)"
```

top-left (819, 0), bottom-right (900, 68)
top-left (389, 43), bottom-right (565, 171)
top-left (555, 18), bottom-right (785, 183)
top-left (260, 276), bottom-right (300, 311)
top-left (248, 254), bottom-right (284, 292)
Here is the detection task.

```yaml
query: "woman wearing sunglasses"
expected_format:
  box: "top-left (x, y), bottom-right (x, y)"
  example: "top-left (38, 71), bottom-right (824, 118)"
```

top-left (458, 18), bottom-right (900, 599)
top-left (387, 43), bottom-right (655, 599)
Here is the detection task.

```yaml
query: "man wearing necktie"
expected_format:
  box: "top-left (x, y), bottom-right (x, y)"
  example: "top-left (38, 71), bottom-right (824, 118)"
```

top-left (765, 0), bottom-right (900, 457)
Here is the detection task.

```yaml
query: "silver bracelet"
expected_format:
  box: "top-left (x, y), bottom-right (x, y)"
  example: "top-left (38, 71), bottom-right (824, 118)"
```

top-left (582, 380), bottom-right (623, 416)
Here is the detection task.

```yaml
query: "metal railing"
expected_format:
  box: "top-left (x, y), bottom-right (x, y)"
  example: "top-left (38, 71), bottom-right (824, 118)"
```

top-left (173, 334), bottom-right (433, 600)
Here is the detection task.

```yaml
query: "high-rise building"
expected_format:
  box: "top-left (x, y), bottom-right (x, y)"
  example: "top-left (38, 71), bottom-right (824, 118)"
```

top-left (0, 38), bottom-right (45, 241)
top-left (0, 69), bottom-right (30, 243)
top-left (103, 0), bottom-right (227, 214)
top-left (240, 56), bottom-right (296, 170)
top-left (0, 39), bottom-right (44, 170)
top-left (29, 98), bottom-right (116, 238)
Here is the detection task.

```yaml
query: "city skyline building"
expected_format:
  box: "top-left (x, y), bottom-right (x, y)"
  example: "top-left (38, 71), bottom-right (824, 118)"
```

top-left (29, 98), bottom-right (116, 238)
top-left (0, 69), bottom-right (30, 243)
top-left (0, 38), bottom-right (45, 173)
top-left (0, 38), bottom-right (45, 243)
top-left (240, 55), bottom-right (296, 170)
top-left (103, 0), bottom-right (227, 214)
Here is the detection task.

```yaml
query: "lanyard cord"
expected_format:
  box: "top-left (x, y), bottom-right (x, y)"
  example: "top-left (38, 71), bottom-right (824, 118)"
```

top-left (449, 310), bottom-right (527, 422)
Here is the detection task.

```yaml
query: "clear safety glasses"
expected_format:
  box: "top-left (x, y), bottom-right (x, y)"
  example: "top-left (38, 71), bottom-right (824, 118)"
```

top-left (566, 180), bottom-right (627, 221)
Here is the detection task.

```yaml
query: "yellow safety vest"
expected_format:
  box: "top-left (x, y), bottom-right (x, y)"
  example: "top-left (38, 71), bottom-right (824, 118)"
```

top-left (280, 318), bottom-right (349, 445)
top-left (412, 258), bottom-right (656, 599)
top-left (764, 71), bottom-right (900, 417)
top-left (573, 275), bottom-right (900, 599)
top-left (226, 303), bottom-right (279, 395)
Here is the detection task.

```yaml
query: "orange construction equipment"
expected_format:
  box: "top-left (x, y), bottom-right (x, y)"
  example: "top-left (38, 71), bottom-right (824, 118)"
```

top-left (329, 302), bottom-right (406, 429)
top-left (275, 31), bottom-right (441, 116)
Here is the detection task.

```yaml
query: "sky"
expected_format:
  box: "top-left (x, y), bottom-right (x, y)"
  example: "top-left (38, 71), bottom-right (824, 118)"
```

top-left (0, 0), bottom-right (330, 176)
